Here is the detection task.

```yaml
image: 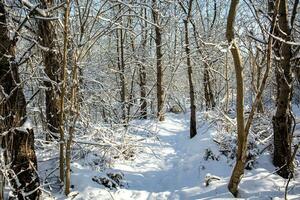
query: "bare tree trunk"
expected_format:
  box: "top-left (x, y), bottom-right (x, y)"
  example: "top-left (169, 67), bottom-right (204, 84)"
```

top-left (250, 45), bottom-right (264, 113)
top-left (152, 0), bottom-right (165, 121)
top-left (38, 0), bottom-right (70, 186)
top-left (227, 0), bottom-right (279, 196)
top-left (127, 13), bottom-right (137, 121)
top-left (203, 63), bottom-right (215, 110)
top-left (226, 0), bottom-right (246, 197)
top-left (256, 56), bottom-right (264, 113)
top-left (120, 29), bottom-right (127, 124)
top-left (225, 52), bottom-right (229, 113)
top-left (63, 0), bottom-right (74, 195)
top-left (139, 63), bottom-right (147, 119)
top-left (184, 0), bottom-right (197, 138)
top-left (139, 7), bottom-right (148, 119)
top-left (272, 0), bottom-right (294, 179)
top-left (0, 2), bottom-right (40, 199)
top-left (116, 10), bottom-right (128, 124)
top-left (38, 0), bottom-right (62, 141)
top-left (178, 1), bottom-right (215, 111)
top-left (58, 0), bottom-right (71, 186)
top-left (65, 58), bottom-right (79, 195)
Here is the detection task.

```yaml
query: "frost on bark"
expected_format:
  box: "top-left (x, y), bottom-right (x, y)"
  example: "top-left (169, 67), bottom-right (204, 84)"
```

top-left (184, 0), bottom-right (197, 138)
top-left (152, 0), bottom-right (165, 121)
top-left (272, 0), bottom-right (294, 179)
top-left (37, 0), bottom-right (62, 140)
top-left (139, 7), bottom-right (148, 120)
top-left (116, 21), bottom-right (128, 124)
top-left (0, 1), bottom-right (40, 199)
top-left (203, 63), bottom-right (215, 110)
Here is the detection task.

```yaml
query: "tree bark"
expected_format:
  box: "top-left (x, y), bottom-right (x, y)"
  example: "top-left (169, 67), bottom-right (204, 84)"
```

top-left (0, 1), bottom-right (40, 199)
top-left (226, 0), bottom-right (246, 197)
top-left (178, 1), bottom-right (215, 111)
top-left (225, 52), bottom-right (229, 113)
top-left (227, 0), bottom-right (280, 196)
top-left (139, 7), bottom-right (148, 119)
top-left (256, 54), bottom-right (264, 113)
top-left (38, 0), bottom-right (62, 140)
top-left (63, 0), bottom-right (73, 195)
top-left (152, 0), bottom-right (165, 121)
top-left (38, 0), bottom-right (65, 183)
top-left (203, 63), bottom-right (215, 110)
top-left (184, 0), bottom-right (197, 138)
top-left (116, 6), bottom-right (128, 124)
top-left (250, 47), bottom-right (264, 113)
top-left (272, 0), bottom-right (294, 179)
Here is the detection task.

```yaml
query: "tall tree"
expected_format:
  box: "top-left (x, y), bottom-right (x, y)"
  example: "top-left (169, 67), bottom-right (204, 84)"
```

top-left (184, 0), bottom-right (197, 138)
top-left (179, 0), bottom-right (215, 110)
top-left (226, 0), bottom-right (246, 196)
top-left (37, 0), bottom-right (62, 140)
top-left (63, 0), bottom-right (73, 195)
top-left (139, 6), bottom-right (148, 119)
top-left (0, 1), bottom-right (40, 199)
top-left (152, 0), bottom-right (165, 121)
top-left (37, 0), bottom-right (65, 183)
top-left (272, 0), bottom-right (294, 178)
top-left (116, 4), bottom-right (128, 124)
top-left (227, 0), bottom-right (279, 196)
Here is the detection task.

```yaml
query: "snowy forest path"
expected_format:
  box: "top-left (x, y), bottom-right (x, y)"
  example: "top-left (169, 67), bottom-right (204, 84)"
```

top-left (112, 113), bottom-right (230, 200)
top-left (67, 112), bottom-right (300, 200)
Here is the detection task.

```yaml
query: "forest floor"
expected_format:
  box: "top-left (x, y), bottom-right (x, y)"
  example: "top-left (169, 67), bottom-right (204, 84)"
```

top-left (41, 110), bottom-right (300, 200)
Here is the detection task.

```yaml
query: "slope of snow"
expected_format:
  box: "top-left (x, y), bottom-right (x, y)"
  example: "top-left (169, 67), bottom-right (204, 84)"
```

top-left (45, 111), bottom-right (299, 200)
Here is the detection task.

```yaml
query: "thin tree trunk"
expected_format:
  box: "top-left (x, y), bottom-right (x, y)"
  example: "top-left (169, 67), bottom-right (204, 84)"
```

top-left (116, 10), bottom-right (128, 124)
top-left (225, 52), bottom-right (229, 113)
top-left (64, 0), bottom-right (74, 195)
top-left (184, 0), bottom-right (197, 138)
top-left (127, 13), bottom-right (136, 121)
top-left (227, 0), bottom-right (279, 196)
top-left (226, 0), bottom-right (246, 197)
top-left (152, 0), bottom-right (165, 121)
top-left (65, 58), bottom-right (79, 195)
top-left (119, 4), bottom-right (127, 124)
top-left (203, 63), bottom-right (215, 109)
top-left (139, 7), bottom-right (148, 119)
top-left (58, 0), bottom-right (71, 186)
top-left (179, 1), bottom-right (215, 111)
top-left (120, 27), bottom-right (127, 124)
top-left (250, 46), bottom-right (264, 113)
top-left (256, 55), bottom-right (264, 113)
top-left (139, 63), bottom-right (147, 119)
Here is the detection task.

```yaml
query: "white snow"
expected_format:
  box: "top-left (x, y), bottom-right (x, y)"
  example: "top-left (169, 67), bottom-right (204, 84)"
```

top-left (43, 111), bottom-right (299, 200)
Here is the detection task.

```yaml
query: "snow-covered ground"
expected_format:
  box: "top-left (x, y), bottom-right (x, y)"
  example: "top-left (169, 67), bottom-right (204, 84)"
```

top-left (42, 111), bottom-right (300, 200)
